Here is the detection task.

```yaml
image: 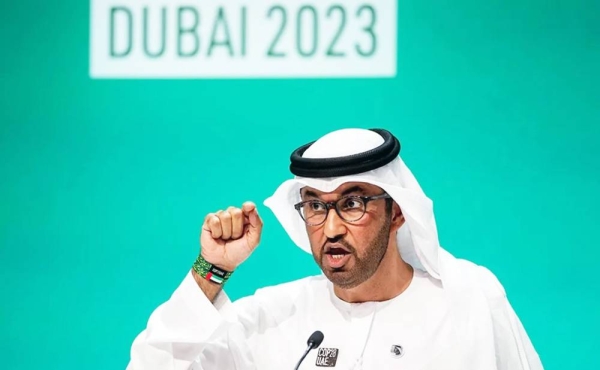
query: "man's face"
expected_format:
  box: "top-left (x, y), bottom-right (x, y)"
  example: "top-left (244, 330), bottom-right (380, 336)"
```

top-left (300, 182), bottom-right (394, 289)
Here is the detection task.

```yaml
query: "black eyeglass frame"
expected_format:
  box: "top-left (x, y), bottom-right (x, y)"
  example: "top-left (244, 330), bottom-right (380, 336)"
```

top-left (293, 193), bottom-right (392, 226)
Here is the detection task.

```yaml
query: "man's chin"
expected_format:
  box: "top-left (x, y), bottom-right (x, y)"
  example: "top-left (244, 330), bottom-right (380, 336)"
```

top-left (323, 269), bottom-right (360, 289)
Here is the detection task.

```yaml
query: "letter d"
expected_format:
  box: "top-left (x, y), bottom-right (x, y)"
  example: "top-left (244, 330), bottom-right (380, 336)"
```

top-left (110, 7), bottom-right (133, 57)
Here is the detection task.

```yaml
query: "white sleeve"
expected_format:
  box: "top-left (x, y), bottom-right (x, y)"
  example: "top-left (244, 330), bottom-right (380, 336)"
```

top-left (477, 266), bottom-right (544, 370)
top-left (126, 271), bottom-right (259, 370)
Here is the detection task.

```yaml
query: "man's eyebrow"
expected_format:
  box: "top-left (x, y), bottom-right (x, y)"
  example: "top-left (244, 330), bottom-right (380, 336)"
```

top-left (301, 186), bottom-right (365, 199)
top-left (302, 189), bottom-right (320, 199)
top-left (341, 186), bottom-right (366, 196)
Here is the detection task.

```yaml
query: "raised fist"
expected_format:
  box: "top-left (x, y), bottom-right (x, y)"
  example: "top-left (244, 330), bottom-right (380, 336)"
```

top-left (199, 201), bottom-right (263, 271)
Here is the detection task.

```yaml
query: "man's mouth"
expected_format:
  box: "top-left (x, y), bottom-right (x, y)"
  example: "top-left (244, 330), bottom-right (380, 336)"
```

top-left (324, 245), bottom-right (352, 268)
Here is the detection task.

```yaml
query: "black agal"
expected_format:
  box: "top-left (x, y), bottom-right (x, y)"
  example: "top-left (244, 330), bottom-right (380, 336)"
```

top-left (289, 128), bottom-right (401, 178)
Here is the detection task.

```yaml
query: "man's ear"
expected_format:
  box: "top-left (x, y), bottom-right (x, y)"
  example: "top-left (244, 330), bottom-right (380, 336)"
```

top-left (391, 204), bottom-right (405, 230)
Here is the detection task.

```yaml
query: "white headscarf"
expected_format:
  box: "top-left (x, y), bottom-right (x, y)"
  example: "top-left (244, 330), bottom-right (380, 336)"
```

top-left (263, 128), bottom-right (441, 280)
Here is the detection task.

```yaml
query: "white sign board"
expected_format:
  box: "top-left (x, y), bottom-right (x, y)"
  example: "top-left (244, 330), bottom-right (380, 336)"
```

top-left (90, 0), bottom-right (397, 78)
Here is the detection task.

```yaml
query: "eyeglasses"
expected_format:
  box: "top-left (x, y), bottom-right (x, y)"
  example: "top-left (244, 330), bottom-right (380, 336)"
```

top-left (294, 193), bottom-right (391, 226)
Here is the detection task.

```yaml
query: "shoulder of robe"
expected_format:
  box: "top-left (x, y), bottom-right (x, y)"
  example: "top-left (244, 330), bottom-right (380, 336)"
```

top-left (439, 248), bottom-right (505, 295)
top-left (253, 274), bottom-right (327, 302)
top-left (237, 274), bottom-right (328, 323)
top-left (447, 258), bottom-right (508, 306)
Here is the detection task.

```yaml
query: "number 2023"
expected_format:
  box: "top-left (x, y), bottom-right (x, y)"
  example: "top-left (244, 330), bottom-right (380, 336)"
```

top-left (266, 4), bottom-right (377, 58)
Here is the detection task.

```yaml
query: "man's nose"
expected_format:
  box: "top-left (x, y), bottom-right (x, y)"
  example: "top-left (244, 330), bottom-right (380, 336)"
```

top-left (323, 207), bottom-right (347, 239)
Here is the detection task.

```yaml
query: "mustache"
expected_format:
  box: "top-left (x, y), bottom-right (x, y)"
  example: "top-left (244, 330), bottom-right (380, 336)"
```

top-left (322, 236), bottom-right (356, 253)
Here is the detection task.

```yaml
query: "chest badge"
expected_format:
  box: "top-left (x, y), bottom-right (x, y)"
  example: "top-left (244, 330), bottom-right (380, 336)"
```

top-left (315, 347), bottom-right (339, 367)
top-left (390, 345), bottom-right (404, 358)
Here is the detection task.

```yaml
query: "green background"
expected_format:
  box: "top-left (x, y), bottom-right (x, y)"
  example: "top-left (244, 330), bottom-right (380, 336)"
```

top-left (1, 1), bottom-right (598, 369)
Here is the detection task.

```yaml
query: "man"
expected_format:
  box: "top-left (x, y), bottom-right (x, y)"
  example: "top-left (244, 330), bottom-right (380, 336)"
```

top-left (127, 128), bottom-right (543, 370)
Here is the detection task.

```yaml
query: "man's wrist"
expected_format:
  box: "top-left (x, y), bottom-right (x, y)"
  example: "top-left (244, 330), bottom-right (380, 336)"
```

top-left (200, 253), bottom-right (237, 272)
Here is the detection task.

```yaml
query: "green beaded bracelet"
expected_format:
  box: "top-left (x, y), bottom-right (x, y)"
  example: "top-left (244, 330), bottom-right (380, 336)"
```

top-left (192, 255), bottom-right (233, 285)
